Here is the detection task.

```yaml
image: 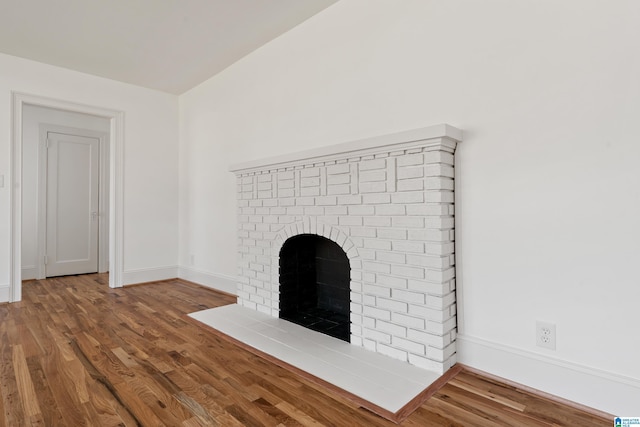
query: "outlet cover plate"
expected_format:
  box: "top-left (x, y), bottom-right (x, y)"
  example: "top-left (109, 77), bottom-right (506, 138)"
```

top-left (536, 321), bottom-right (556, 350)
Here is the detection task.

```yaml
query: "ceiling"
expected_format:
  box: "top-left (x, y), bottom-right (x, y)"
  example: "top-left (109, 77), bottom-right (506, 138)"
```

top-left (0, 0), bottom-right (337, 94)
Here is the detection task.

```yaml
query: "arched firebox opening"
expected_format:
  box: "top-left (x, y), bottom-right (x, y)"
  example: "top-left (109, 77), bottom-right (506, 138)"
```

top-left (279, 234), bottom-right (351, 342)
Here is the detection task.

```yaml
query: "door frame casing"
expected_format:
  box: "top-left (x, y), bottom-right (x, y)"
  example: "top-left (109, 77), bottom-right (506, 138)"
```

top-left (38, 125), bottom-right (110, 279)
top-left (10, 92), bottom-right (124, 301)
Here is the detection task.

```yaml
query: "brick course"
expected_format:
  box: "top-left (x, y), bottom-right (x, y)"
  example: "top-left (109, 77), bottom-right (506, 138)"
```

top-left (232, 128), bottom-right (461, 374)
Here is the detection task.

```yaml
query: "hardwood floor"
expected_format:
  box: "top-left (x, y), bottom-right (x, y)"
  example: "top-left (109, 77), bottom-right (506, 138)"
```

top-left (0, 275), bottom-right (610, 426)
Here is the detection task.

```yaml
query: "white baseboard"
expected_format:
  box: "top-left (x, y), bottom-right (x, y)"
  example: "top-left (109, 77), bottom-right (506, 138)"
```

top-left (457, 334), bottom-right (640, 416)
top-left (178, 267), bottom-right (237, 295)
top-left (22, 266), bottom-right (37, 281)
top-left (0, 285), bottom-right (9, 303)
top-left (122, 266), bottom-right (179, 286)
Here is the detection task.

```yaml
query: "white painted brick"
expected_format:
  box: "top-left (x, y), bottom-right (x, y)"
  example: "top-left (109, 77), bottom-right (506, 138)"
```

top-left (350, 227), bottom-right (376, 238)
top-left (392, 216), bottom-right (424, 228)
top-left (397, 166), bottom-right (424, 180)
top-left (391, 265), bottom-right (425, 279)
top-left (392, 288), bottom-right (426, 304)
top-left (392, 312), bottom-right (425, 329)
top-left (286, 206), bottom-right (304, 215)
top-left (425, 267), bottom-right (455, 283)
top-left (295, 196), bottom-right (315, 206)
top-left (363, 239), bottom-right (392, 251)
top-left (360, 170), bottom-right (386, 182)
top-left (376, 320), bottom-right (407, 337)
top-left (328, 174), bottom-right (350, 185)
top-left (377, 228), bottom-right (407, 240)
top-left (300, 187), bottom-right (320, 197)
top-left (409, 305), bottom-right (449, 322)
top-left (426, 216), bottom-right (455, 229)
top-left (397, 153), bottom-right (423, 166)
top-left (301, 168), bottom-right (320, 178)
top-left (304, 206), bottom-right (324, 216)
top-left (408, 329), bottom-right (447, 348)
top-left (359, 158), bottom-right (386, 171)
top-left (426, 164), bottom-right (454, 178)
top-left (392, 192), bottom-right (424, 204)
top-left (363, 283), bottom-right (390, 297)
top-left (362, 316), bottom-right (376, 329)
top-left (364, 216), bottom-right (391, 227)
top-left (425, 151), bottom-right (454, 165)
top-left (363, 193), bottom-right (391, 204)
top-left (316, 195), bottom-right (337, 205)
top-left (363, 328), bottom-right (391, 344)
top-left (359, 182), bottom-right (387, 193)
top-left (348, 205), bottom-right (375, 215)
top-left (376, 251), bottom-right (405, 264)
top-left (357, 248), bottom-right (376, 260)
top-left (377, 344), bottom-right (407, 362)
top-left (279, 197), bottom-right (296, 207)
top-left (426, 292), bottom-right (456, 309)
top-left (392, 241), bottom-right (424, 253)
top-left (337, 195), bottom-right (362, 205)
top-left (397, 179), bottom-right (424, 192)
top-left (363, 294), bottom-right (376, 306)
top-left (393, 337), bottom-right (426, 355)
top-left (362, 272), bottom-right (376, 283)
top-left (407, 280), bottom-right (449, 295)
top-left (327, 184), bottom-right (350, 195)
top-left (327, 163), bottom-right (350, 174)
top-left (425, 191), bottom-right (454, 203)
top-left (362, 261), bottom-right (390, 274)
top-left (363, 306), bottom-right (391, 321)
top-left (339, 216), bottom-right (363, 226)
top-left (425, 242), bottom-right (455, 255)
top-left (270, 207), bottom-right (286, 215)
top-left (426, 177), bottom-right (454, 190)
top-left (425, 317), bottom-right (457, 335)
top-left (376, 205), bottom-right (405, 216)
top-left (324, 206), bottom-right (348, 216)
top-left (376, 297), bottom-right (408, 313)
top-left (408, 354), bottom-right (442, 372)
top-left (234, 137), bottom-right (460, 373)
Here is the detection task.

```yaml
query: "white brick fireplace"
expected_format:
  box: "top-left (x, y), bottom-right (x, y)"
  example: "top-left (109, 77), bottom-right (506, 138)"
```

top-left (230, 124), bottom-right (462, 374)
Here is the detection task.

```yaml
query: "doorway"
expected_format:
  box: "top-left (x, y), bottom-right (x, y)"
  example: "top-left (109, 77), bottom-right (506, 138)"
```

top-left (10, 93), bottom-right (125, 301)
top-left (40, 128), bottom-right (108, 278)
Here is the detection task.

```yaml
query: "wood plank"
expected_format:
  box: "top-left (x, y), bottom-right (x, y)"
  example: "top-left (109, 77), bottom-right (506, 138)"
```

top-left (0, 274), bottom-right (612, 426)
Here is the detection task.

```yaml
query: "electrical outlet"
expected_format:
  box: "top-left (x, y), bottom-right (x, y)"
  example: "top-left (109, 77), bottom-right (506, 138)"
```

top-left (536, 321), bottom-right (556, 350)
top-left (189, 254), bottom-right (195, 266)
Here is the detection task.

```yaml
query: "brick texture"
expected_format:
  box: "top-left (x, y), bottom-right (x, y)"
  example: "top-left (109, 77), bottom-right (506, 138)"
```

top-left (234, 136), bottom-right (459, 374)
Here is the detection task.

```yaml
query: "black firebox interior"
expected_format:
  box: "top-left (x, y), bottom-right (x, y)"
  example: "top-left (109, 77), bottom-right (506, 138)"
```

top-left (279, 234), bottom-right (351, 342)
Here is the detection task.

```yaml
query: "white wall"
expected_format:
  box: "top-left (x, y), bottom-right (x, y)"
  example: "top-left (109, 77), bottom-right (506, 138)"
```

top-left (0, 52), bottom-right (180, 297)
top-left (178, 0), bottom-right (640, 414)
top-left (21, 105), bottom-right (110, 279)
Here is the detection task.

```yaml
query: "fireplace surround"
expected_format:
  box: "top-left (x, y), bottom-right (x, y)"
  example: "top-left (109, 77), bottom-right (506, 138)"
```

top-left (230, 124), bottom-right (462, 374)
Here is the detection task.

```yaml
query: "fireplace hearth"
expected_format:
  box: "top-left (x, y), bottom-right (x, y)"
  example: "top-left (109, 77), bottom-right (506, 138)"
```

top-left (230, 124), bottom-right (462, 374)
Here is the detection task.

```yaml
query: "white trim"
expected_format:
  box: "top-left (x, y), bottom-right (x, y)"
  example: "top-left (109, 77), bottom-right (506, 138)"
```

top-left (21, 266), bottom-right (37, 281)
top-left (230, 124), bottom-right (462, 173)
top-left (178, 267), bottom-right (238, 295)
top-left (10, 92), bottom-right (125, 302)
top-left (457, 334), bottom-right (640, 415)
top-left (122, 266), bottom-right (179, 286)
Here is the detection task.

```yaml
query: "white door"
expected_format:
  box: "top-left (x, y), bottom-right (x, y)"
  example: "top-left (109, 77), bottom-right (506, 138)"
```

top-left (45, 132), bottom-right (100, 277)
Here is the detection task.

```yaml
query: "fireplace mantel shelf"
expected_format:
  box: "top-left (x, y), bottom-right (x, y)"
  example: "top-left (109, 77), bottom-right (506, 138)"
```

top-left (230, 123), bottom-right (462, 174)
